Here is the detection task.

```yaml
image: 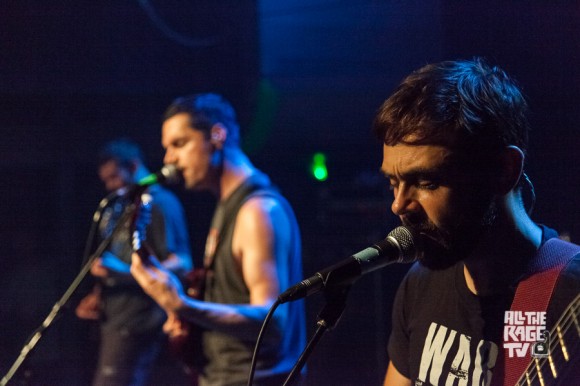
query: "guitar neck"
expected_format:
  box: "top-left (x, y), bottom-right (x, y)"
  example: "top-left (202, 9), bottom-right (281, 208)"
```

top-left (515, 294), bottom-right (580, 385)
top-left (130, 196), bottom-right (156, 267)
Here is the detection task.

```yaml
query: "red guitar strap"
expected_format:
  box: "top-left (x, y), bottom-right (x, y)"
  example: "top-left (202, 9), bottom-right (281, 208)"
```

top-left (494, 238), bottom-right (580, 386)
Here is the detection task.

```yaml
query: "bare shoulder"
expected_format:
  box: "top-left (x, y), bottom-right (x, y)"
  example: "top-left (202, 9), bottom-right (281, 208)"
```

top-left (232, 194), bottom-right (292, 258)
top-left (237, 194), bottom-right (289, 225)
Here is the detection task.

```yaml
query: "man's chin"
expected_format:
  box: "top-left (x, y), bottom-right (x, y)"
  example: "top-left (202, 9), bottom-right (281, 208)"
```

top-left (185, 179), bottom-right (210, 193)
top-left (181, 174), bottom-right (199, 190)
top-left (185, 182), bottom-right (201, 191)
top-left (417, 233), bottom-right (463, 270)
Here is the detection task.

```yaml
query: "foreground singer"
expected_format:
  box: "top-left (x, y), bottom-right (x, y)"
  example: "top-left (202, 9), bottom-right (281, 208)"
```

top-left (378, 59), bottom-right (580, 385)
top-left (130, 93), bottom-right (306, 386)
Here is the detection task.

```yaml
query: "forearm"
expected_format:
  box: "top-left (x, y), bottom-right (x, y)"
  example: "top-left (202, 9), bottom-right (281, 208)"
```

top-left (176, 297), bottom-right (281, 343)
top-left (130, 252), bottom-right (282, 343)
top-left (96, 252), bottom-right (135, 284)
top-left (384, 361), bottom-right (412, 386)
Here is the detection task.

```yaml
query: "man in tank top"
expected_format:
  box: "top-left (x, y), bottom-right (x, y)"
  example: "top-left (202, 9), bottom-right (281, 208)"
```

top-left (130, 93), bottom-right (306, 386)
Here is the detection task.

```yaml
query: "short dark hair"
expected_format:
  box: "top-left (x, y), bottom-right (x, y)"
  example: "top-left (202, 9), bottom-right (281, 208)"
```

top-left (98, 138), bottom-right (145, 169)
top-left (373, 58), bottom-right (530, 171)
top-left (163, 93), bottom-right (240, 147)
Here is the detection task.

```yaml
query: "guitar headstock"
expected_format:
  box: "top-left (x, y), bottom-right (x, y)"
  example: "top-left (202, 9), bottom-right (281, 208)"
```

top-left (131, 193), bottom-right (154, 262)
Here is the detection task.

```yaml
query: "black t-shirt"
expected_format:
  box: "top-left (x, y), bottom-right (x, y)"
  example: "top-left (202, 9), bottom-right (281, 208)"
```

top-left (388, 226), bottom-right (580, 385)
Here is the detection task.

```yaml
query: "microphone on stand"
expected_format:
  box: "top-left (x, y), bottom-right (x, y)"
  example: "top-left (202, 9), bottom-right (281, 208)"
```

top-left (136, 164), bottom-right (181, 187)
top-left (278, 226), bottom-right (421, 303)
top-left (116, 164), bottom-right (181, 198)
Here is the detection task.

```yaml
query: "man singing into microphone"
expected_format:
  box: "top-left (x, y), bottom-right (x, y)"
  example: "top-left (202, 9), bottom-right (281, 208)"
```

top-left (129, 94), bottom-right (306, 386)
top-left (75, 138), bottom-right (192, 385)
top-left (378, 59), bottom-right (580, 385)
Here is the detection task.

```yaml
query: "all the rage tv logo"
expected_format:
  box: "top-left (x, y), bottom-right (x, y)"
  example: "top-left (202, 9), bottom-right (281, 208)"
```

top-left (503, 311), bottom-right (549, 358)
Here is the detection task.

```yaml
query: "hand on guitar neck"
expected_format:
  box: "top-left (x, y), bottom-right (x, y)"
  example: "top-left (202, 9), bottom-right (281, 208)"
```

top-left (130, 194), bottom-right (187, 322)
top-left (129, 195), bottom-right (202, 369)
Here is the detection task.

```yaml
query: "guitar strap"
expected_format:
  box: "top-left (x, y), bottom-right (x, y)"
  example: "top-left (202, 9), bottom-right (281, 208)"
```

top-left (495, 238), bottom-right (580, 386)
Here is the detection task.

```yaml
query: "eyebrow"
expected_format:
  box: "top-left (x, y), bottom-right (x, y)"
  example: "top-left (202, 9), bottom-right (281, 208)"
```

top-left (380, 164), bottom-right (454, 182)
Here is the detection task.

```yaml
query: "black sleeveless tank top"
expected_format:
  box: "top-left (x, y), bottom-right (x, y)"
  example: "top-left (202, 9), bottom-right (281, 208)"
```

top-left (200, 172), bottom-right (306, 386)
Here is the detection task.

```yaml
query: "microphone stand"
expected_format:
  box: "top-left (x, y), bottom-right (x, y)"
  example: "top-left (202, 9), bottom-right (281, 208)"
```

top-left (282, 285), bottom-right (351, 386)
top-left (0, 201), bottom-right (139, 386)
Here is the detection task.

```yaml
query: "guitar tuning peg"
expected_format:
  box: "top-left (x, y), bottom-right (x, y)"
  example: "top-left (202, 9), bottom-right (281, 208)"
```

top-left (141, 193), bottom-right (153, 206)
top-left (132, 230), bottom-right (142, 251)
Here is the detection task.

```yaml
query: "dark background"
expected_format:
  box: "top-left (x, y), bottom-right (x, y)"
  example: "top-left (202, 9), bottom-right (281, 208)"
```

top-left (0, 1), bottom-right (578, 385)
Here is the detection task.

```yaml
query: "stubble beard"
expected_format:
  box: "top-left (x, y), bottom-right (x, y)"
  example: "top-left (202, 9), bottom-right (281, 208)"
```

top-left (404, 198), bottom-right (498, 270)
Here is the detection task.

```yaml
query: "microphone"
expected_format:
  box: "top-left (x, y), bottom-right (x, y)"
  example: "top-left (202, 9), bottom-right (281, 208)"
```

top-left (116, 164), bottom-right (181, 197)
top-left (278, 226), bottom-right (421, 303)
top-left (136, 164), bottom-right (181, 187)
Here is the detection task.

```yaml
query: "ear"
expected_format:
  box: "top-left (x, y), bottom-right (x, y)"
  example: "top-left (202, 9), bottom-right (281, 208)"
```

top-left (210, 124), bottom-right (228, 149)
top-left (497, 145), bottom-right (524, 194)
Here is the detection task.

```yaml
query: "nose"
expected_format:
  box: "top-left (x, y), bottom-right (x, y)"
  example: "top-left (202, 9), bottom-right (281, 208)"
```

top-left (391, 186), bottom-right (420, 217)
top-left (163, 148), bottom-right (175, 165)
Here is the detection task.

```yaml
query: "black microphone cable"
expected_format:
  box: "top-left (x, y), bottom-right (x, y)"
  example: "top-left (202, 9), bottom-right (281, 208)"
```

top-left (246, 299), bottom-right (281, 386)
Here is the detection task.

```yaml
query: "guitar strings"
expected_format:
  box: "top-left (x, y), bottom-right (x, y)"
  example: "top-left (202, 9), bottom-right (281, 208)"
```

top-left (515, 294), bottom-right (580, 384)
top-left (519, 295), bottom-right (580, 384)
top-left (517, 314), bottom-right (573, 384)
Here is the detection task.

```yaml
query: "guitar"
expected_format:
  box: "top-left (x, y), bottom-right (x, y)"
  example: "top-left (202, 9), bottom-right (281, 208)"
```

top-left (166, 267), bottom-right (206, 371)
top-left (130, 194), bottom-right (204, 374)
top-left (514, 293), bottom-right (580, 385)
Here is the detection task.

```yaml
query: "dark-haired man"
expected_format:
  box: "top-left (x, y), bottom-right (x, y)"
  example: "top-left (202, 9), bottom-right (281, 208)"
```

top-left (376, 59), bottom-right (580, 385)
top-left (76, 138), bottom-right (192, 386)
top-left (130, 94), bottom-right (306, 386)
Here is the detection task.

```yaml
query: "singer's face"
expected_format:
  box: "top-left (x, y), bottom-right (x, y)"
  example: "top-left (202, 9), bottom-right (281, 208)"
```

top-left (381, 142), bottom-right (495, 267)
top-left (99, 160), bottom-right (132, 192)
top-left (162, 113), bottom-right (216, 191)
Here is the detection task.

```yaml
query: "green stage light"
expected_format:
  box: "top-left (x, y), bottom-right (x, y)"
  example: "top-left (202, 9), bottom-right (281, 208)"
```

top-left (311, 152), bottom-right (328, 181)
